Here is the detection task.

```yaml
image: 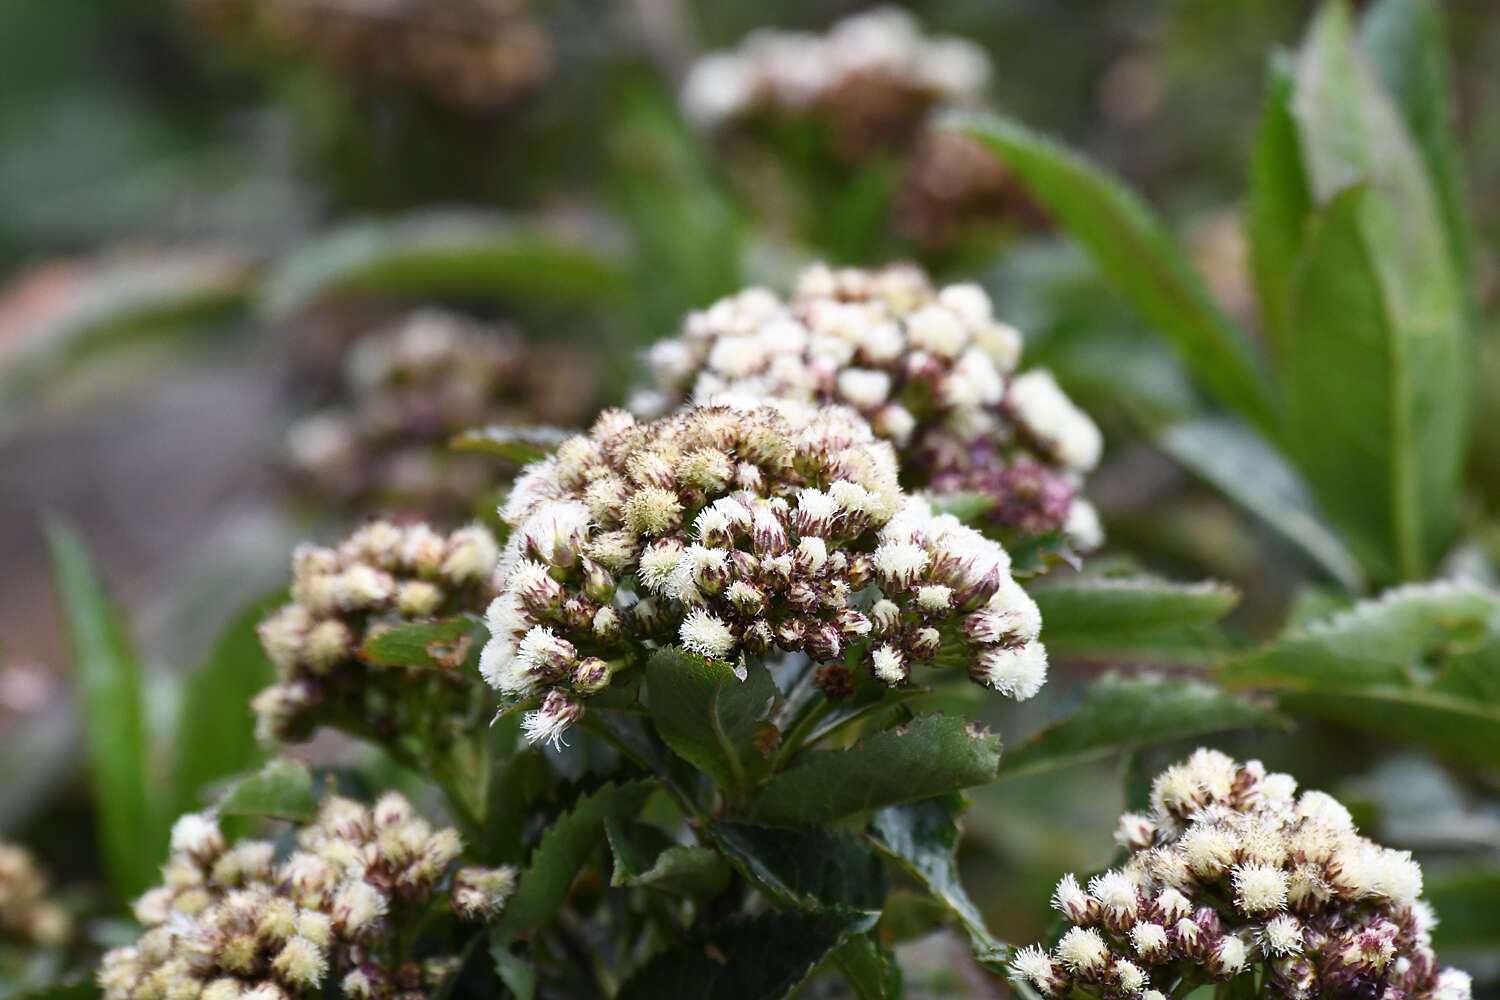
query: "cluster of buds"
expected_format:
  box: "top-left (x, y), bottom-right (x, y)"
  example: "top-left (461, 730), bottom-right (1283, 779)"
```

top-left (680, 6), bottom-right (989, 158)
top-left (634, 262), bottom-right (1102, 548)
top-left (0, 841), bottom-right (70, 949)
top-left (98, 795), bottom-right (516, 1000)
top-left (1011, 749), bottom-right (1473, 1000)
top-left (479, 400), bottom-right (1047, 747)
top-left (892, 128), bottom-right (1050, 250)
top-left (288, 309), bottom-right (598, 517)
top-left (188, 0), bottom-right (550, 108)
top-left (253, 519), bottom-right (499, 744)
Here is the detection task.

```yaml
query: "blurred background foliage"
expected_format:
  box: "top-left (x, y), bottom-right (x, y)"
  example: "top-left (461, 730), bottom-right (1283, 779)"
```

top-left (4, 0), bottom-right (1500, 995)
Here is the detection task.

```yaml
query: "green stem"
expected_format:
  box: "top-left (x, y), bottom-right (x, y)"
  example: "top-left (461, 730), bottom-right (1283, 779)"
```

top-left (770, 697), bottom-right (834, 771)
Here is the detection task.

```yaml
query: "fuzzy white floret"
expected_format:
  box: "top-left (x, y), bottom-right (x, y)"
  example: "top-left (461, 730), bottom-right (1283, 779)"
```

top-left (837, 368), bottom-right (893, 410)
top-left (680, 609), bottom-right (737, 659)
top-left (1232, 863), bottom-right (1289, 913)
top-left (1009, 370), bottom-right (1104, 472)
top-left (872, 541), bottom-right (932, 585)
top-left (978, 642), bottom-right (1047, 699)
top-left (871, 644), bottom-right (906, 685)
top-left (1262, 914), bottom-right (1302, 956)
top-left (170, 813), bottom-right (222, 857)
top-left (1056, 927), bottom-right (1109, 973)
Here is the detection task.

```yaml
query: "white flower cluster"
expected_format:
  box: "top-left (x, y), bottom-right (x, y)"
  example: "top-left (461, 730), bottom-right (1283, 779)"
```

top-left (254, 519), bottom-right (499, 743)
top-left (99, 794), bottom-right (515, 1000)
top-left (634, 262), bottom-right (1101, 546)
top-left (478, 400), bottom-right (1046, 747)
top-left (1012, 749), bottom-right (1472, 1000)
top-left (0, 840), bottom-right (69, 948)
top-left (681, 7), bottom-right (988, 135)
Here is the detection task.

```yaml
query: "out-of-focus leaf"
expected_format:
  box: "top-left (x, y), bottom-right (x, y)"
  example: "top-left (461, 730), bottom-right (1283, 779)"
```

top-left (997, 674), bottom-right (1286, 782)
top-left (1288, 3), bottom-right (1468, 581)
top-left (615, 909), bottom-right (876, 1000)
top-left (495, 781), bottom-right (653, 936)
top-left (1425, 869), bottom-right (1500, 954)
top-left (449, 425), bottom-right (572, 463)
top-left (712, 822), bottom-right (887, 911)
top-left (645, 648), bottom-right (778, 793)
top-left (926, 491), bottom-right (996, 525)
top-left (482, 745), bottom-right (553, 867)
top-left (46, 519), bottom-right (158, 903)
top-left (170, 590), bottom-right (282, 817)
top-left (1156, 415), bottom-right (1363, 591)
top-left (358, 617), bottom-right (481, 671)
top-left (259, 211), bottom-right (622, 318)
top-left (1220, 582), bottom-right (1500, 767)
top-left (752, 715), bottom-right (1001, 825)
top-left (949, 112), bottom-right (1275, 432)
top-left (1033, 575), bottom-right (1238, 635)
top-left (1360, 0), bottom-right (1472, 287)
top-left (7, 976), bottom-right (99, 1000)
top-left (218, 759), bottom-right (316, 823)
top-left (1246, 53), bottom-right (1311, 357)
top-left (606, 818), bottom-right (731, 896)
top-left (868, 795), bottom-right (1003, 962)
top-left (489, 937), bottom-right (537, 1000)
top-left (832, 934), bottom-right (904, 1000)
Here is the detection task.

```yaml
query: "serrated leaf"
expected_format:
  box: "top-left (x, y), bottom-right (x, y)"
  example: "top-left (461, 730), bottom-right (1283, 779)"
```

top-left (607, 818), bottom-right (731, 896)
top-left (867, 795), bottom-right (1001, 960)
top-left (1288, 3), bottom-right (1468, 581)
top-left (645, 647), bottom-right (778, 793)
top-left (832, 933), bottom-right (904, 1000)
top-left (615, 909), bottom-right (876, 1000)
top-left (1156, 415), bottom-right (1363, 590)
top-left (496, 780), bottom-right (654, 936)
top-left (752, 715), bottom-right (1001, 825)
top-left (450, 425), bottom-right (573, 463)
top-left (996, 675), bottom-right (1286, 782)
top-left (948, 112), bottom-right (1275, 432)
top-left (46, 519), bottom-right (158, 904)
top-left (712, 822), bottom-right (887, 911)
top-left (1220, 582), bottom-right (1500, 767)
top-left (259, 211), bottom-right (621, 318)
top-left (218, 759), bottom-right (316, 822)
top-left (1246, 53), bottom-right (1313, 357)
top-left (170, 590), bottom-right (281, 817)
top-left (358, 617), bottom-right (481, 671)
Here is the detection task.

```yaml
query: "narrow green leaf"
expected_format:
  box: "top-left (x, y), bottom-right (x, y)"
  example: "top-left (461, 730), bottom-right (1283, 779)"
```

top-left (997, 675), bottom-right (1285, 782)
top-left (46, 519), bottom-right (157, 903)
top-left (948, 112), bottom-right (1275, 431)
top-left (1155, 415), bottom-right (1364, 590)
top-left (645, 647), bottom-right (778, 793)
top-left (450, 425), bottom-right (573, 463)
top-left (752, 715), bottom-right (1001, 825)
top-left (711, 822), bottom-right (887, 912)
top-left (218, 759), bottom-right (316, 823)
top-left (496, 781), bottom-right (653, 936)
top-left (615, 909), bottom-right (876, 1000)
top-left (1359, 0), bottom-right (1473, 286)
top-left (170, 591), bottom-right (281, 816)
top-left (867, 795), bottom-right (1002, 961)
top-left (1033, 575), bottom-right (1238, 634)
top-left (358, 618), bottom-right (481, 671)
top-left (259, 211), bottom-right (622, 318)
top-left (1246, 53), bottom-right (1312, 357)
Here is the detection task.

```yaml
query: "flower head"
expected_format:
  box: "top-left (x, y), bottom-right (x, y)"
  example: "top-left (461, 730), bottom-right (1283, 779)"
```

top-left (0, 841), bottom-right (70, 948)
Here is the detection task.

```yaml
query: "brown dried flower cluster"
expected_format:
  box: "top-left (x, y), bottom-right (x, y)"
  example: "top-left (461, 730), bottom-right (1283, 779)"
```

top-left (99, 795), bottom-right (515, 1000)
top-left (1013, 750), bottom-right (1472, 1000)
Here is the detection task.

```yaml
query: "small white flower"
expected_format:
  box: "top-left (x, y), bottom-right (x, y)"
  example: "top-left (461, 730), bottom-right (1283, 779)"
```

top-left (1056, 926), bottom-right (1109, 973)
top-left (1232, 862), bottom-right (1289, 913)
top-left (679, 609), bottom-right (737, 659)
top-left (871, 644), bottom-right (907, 685)
top-left (977, 642), bottom-right (1048, 699)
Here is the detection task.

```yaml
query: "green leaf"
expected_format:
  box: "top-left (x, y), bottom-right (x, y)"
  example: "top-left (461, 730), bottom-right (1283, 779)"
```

top-left (218, 759), bottom-right (316, 823)
top-left (606, 818), bottom-right (732, 896)
top-left (867, 795), bottom-right (1002, 961)
top-left (711, 822), bottom-right (887, 912)
top-left (489, 936), bottom-right (537, 1000)
top-left (259, 211), bottom-right (622, 318)
top-left (1425, 868), bottom-right (1500, 953)
top-left (645, 647), bottom-right (778, 793)
top-left (948, 112), bottom-right (1275, 431)
top-left (358, 617), bottom-right (482, 671)
top-left (1288, 2), bottom-right (1468, 580)
top-left (1220, 582), bottom-right (1500, 767)
top-left (1246, 53), bottom-right (1313, 357)
top-left (996, 675), bottom-right (1285, 782)
top-left (450, 425), bottom-right (574, 463)
top-left (496, 780), bottom-right (654, 936)
top-left (1359, 0), bottom-right (1473, 287)
top-left (1155, 416), bottom-right (1364, 590)
top-left (832, 933), bottom-right (904, 1000)
top-left (752, 714), bottom-right (1001, 825)
top-left (1032, 575), bottom-right (1238, 634)
top-left (46, 519), bottom-right (158, 903)
top-left (925, 491), bottom-right (996, 525)
top-left (482, 748), bottom-right (554, 867)
top-left (170, 591), bottom-right (281, 817)
top-left (615, 909), bottom-right (876, 1000)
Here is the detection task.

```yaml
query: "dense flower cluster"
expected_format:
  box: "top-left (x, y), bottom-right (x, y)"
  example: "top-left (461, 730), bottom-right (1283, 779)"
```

top-left (0, 841), bottom-right (69, 948)
top-left (634, 262), bottom-right (1102, 547)
top-left (681, 7), bottom-right (988, 157)
top-left (98, 795), bottom-right (515, 1000)
top-left (1011, 749), bottom-right (1472, 1000)
top-left (254, 519), bottom-right (499, 743)
top-left (479, 400), bottom-right (1046, 746)
top-left (893, 129), bottom-right (1050, 249)
top-left (189, 0), bottom-right (550, 107)
top-left (288, 309), bottom-right (598, 516)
